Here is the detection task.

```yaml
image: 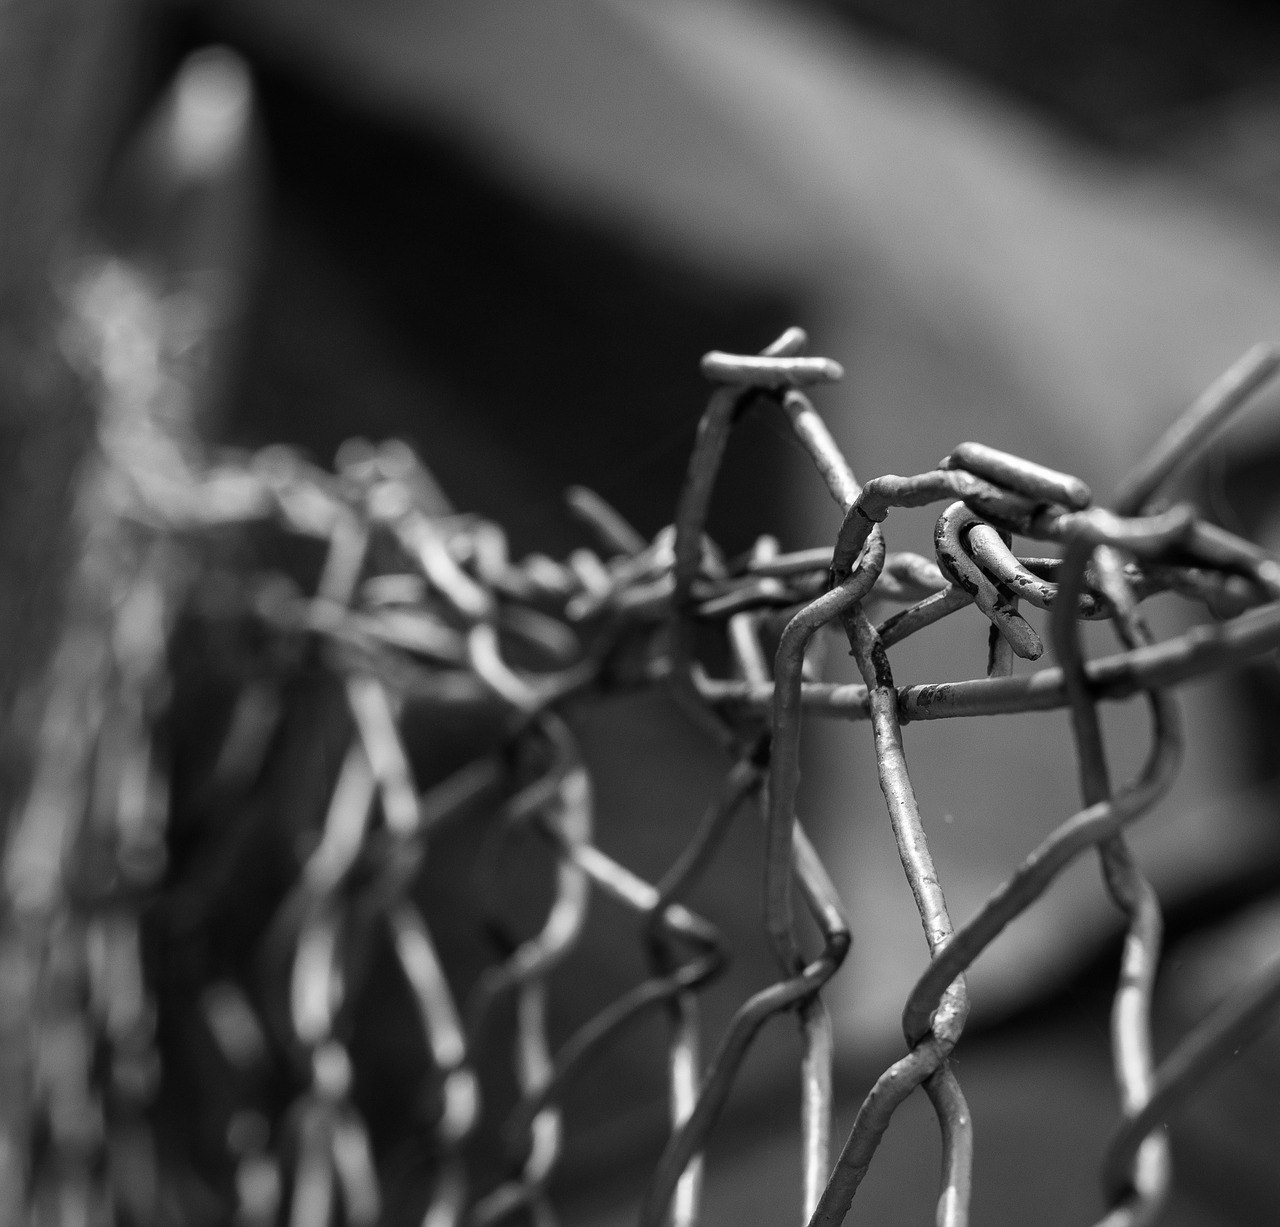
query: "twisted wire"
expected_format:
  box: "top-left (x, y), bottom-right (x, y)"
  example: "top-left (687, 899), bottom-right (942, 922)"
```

top-left (5, 270), bottom-right (1280, 1227)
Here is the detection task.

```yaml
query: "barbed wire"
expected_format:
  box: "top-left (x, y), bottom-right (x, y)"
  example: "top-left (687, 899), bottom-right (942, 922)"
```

top-left (4, 255), bottom-right (1280, 1227)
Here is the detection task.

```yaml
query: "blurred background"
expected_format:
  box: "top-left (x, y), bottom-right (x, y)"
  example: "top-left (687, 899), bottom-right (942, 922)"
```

top-left (4, 0), bottom-right (1280, 1223)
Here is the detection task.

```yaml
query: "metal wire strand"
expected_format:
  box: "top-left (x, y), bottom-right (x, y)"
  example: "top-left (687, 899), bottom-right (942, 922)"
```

top-left (639, 822), bottom-right (851, 1227)
top-left (727, 593), bottom-right (841, 1227)
top-left (939, 441), bottom-right (1093, 510)
top-left (900, 692), bottom-right (1182, 1046)
top-left (1111, 344), bottom-right (1280, 516)
top-left (1102, 951), bottom-right (1280, 1199)
top-left (780, 389), bottom-right (861, 510)
top-left (564, 486), bottom-right (648, 557)
top-left (1050, 512), bottom-right (1177, 1226)
top-left (934, 502), bottom-right (1043, 660)
top-left (766, 529), bottom-right (885, 972)
top-left (816, 611), bottom-right (973, 1227)
top-left (965, 523), bottom-right (1108, 618)
top-left (697, 597), bottom-right (1280, 724)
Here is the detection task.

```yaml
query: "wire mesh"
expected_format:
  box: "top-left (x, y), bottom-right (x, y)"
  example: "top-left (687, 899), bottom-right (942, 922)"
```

top-left (4, 255), bottom-right (1280, 1227)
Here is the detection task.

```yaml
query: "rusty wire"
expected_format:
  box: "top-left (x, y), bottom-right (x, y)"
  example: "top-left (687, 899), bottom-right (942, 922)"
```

top-left (5, 256), bottom-right (1280, 1227)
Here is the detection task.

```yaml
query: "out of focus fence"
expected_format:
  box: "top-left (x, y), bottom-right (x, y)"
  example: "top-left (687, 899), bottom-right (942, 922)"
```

top-left (4, 252), bottom-right (1280, 1227)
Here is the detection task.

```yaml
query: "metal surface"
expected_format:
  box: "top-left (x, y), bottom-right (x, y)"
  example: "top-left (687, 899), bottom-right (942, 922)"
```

top-left (5, 274), bottom-right (1280, 1227)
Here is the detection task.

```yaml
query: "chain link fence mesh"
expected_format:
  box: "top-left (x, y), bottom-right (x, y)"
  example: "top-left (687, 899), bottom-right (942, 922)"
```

top-left (4, 252), bottom-right (1280, 1227)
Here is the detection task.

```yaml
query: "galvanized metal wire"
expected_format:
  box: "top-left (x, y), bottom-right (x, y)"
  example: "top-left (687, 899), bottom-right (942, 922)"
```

top-left (5, 255), bottom-right (1280, 1226)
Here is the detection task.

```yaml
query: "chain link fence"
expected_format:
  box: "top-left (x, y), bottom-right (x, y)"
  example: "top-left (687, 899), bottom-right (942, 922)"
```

top-left (4, 252), bottom-right (1280, 1227)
